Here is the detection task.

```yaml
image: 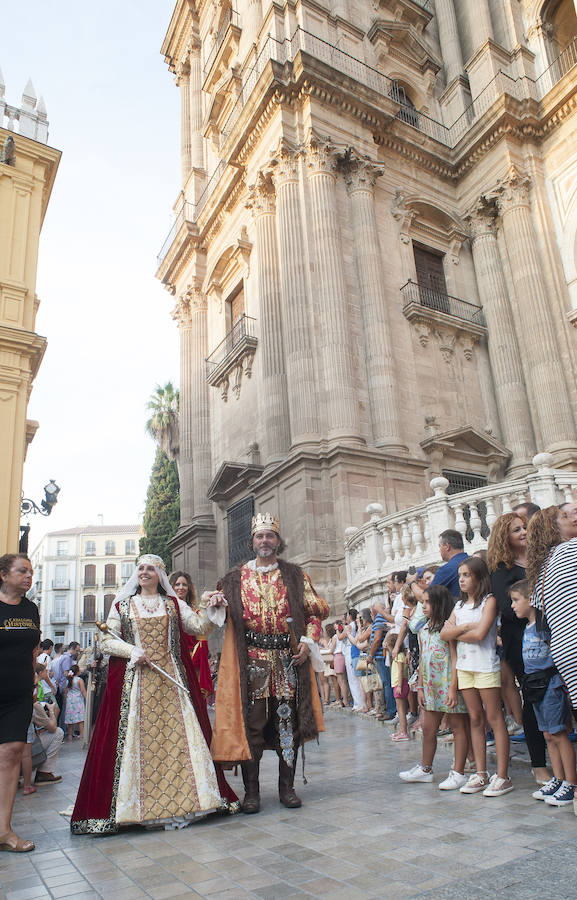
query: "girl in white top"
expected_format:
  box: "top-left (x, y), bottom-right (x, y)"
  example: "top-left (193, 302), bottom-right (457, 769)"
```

top-left (441, 556), bottom-right (513, 798)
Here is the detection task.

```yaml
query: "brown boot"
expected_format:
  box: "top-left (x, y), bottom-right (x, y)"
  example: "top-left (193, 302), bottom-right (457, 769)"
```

top-left (241, 760), bottom-right (261, 814)
top-left (278, 758), bottom-right (302, 808)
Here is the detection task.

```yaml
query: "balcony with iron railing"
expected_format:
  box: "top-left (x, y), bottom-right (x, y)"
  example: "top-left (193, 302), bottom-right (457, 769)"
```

top-left (401, 279), bottom-right (486, 330)
top-left (205, 315), bottom-right (258, 398)
top-left (203, 8), bottom-right (241, 81)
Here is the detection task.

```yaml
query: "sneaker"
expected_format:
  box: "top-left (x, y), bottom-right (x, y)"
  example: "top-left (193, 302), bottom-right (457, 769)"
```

top-left (532, 776), bottom-right (562, 800)
top-left (510, 732), bottom-right (526, 743)
top-left (386, 715), bottom-right (400, 727)
top-left (545, 781), bottom-right (575, 807)
top-left (507, 720), bottom-right (524, 736)
top-left (439, 770), bottom-right (469, 791)
top-left (399, 764), bottom-right (433, 783)
top-left (485, 731), bottom-right (495, 747)
top-left (34, 772), bottom-right (62, 785)
top-left (460, 772), bottom-right (490, 793)
top-left (406, 712), bottom-right (418, 726)
top-left (483, 774), bottom-right (514, 797)
top-left (391, 732), bottom-right (410, 742)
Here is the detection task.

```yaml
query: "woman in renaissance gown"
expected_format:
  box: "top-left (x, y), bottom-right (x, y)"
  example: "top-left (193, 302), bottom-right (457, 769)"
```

top-left (71, 554), bottom-right (238, 835)
top-left (169, 571), bottom-right (213, 700)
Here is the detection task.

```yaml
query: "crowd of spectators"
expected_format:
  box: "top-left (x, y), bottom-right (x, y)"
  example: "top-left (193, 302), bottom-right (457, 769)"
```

top-left (324, 502), bottom-right (577, 810)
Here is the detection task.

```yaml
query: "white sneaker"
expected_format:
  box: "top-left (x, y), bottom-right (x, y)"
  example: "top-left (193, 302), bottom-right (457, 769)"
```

top-left (532, 776), bottom-right (562, 800)
top-left (386, 715), bottom-right (400, 727)
top-left (460, 772), bottom-right (490, 794)
top-left (439, 770), bottom-right (468, 791)
top-left (406, 712), bottom-right (418, 726)
top-left (399, 764), bottom-right (433, 783)
top-left (483, 774), bottom-right (514, 797)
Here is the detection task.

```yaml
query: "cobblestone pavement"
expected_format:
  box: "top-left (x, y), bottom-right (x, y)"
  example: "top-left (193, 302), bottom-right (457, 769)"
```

top-left (1, 709), bottom-right (575, 900)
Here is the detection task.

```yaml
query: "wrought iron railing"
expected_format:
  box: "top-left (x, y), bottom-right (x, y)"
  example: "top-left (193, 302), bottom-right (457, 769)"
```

top-left (205, 314), bottom-right (257, 376)
top-left (536, 37), bottom-right (577, 98)
top-left (157, 201), bottom-right (195, 266)
top-left (401, 279), bottom-right (486, 327)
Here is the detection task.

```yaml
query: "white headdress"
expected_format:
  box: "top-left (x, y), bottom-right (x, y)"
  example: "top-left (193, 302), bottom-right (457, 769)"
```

top-left (113, 553), bottom-right (178, 606)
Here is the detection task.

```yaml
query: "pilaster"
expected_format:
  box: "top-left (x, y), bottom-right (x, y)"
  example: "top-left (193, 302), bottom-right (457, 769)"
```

top-left (270, 142), bottom-right (319, 444)
top-left (304, 136), bottom-right (362, 444)
top-left (343, 154), bottom-right (405, 452)
top-left (495, 168), bottom-right (577, 456)
top-left (467, 202), bottom-right (535, 472)
top-left (176, 60), bottom-right (191, 184)
top-left (247, 172), bottom-right (291, 464)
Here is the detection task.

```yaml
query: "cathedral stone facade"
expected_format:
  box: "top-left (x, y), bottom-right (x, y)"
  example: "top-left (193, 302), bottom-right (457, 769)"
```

top-left (157, 0), bottom-right (577, 611)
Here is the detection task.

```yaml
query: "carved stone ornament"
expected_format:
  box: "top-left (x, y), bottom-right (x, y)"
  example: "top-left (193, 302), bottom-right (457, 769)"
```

top-left (437, 327), bottom-right (456, 362)
top-left (269, 140), bottom-right (300, 185)
top-left (465, 200), bottom-right (498, 241)
top-left (414, 318), bottom-right (432, 347)
top-left (460, 333), bottom-right (476, 360)
top-left (391, 188), bottom-right (416, 241)
top-left (304, 133), bottom-right (339, 177)
top-left (494, 166), bottom-right (531, 216)
top-left (171, 294), bottom-right (191, 326)
top-left (339, 148), bottom-right (385, 193)
top-left (246, 171), bottom-right (276, 217)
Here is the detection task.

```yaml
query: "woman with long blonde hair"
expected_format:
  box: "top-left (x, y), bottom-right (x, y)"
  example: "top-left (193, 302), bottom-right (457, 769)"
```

top-left (487, 512), bottom-right (549, 784)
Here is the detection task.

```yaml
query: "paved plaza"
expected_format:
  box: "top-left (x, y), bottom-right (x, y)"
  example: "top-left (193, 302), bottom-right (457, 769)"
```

top-left (1, 710), bottom-right (575, 900)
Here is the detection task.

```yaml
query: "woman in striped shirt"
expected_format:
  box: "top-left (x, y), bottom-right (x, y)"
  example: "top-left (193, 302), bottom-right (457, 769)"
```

top-left (527, 507), bottom-right (577, 713)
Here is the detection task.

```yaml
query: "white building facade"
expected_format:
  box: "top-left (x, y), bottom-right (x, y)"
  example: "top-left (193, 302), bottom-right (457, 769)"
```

top-left (157, 0), bottom-right (577, 615)
top-left (30, 525), bottom-right (141, 647)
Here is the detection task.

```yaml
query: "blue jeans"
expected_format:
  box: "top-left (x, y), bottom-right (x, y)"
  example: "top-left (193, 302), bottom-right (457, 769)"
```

top-left (375, 657), bottom-right (396, 717)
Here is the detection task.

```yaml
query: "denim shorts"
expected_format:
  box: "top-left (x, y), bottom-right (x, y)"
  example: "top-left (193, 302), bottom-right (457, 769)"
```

top-left (533, 673), bottom-right (570, 735)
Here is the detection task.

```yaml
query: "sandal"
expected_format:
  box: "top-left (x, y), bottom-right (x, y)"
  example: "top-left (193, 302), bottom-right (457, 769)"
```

top-left (0, 831), bottom-right (35, 852)
top-left (22, 787), bottom-right (37, 796)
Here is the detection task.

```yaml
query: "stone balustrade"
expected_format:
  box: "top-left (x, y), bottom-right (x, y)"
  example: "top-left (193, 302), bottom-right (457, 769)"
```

top-left (0, 75), bottom-right (49, 144)
top-left (344, 453), bottom-right (577, 606)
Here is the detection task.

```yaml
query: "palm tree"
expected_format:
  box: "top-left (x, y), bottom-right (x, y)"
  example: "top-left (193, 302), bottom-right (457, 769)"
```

top-left (145, 382), bottom-right (180, 460)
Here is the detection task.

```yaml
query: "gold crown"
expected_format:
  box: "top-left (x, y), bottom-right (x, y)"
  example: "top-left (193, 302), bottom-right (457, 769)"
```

top-left (137, 553), bottom-right (167, 571)
top-left (251, 512), bottom-right (280, 535)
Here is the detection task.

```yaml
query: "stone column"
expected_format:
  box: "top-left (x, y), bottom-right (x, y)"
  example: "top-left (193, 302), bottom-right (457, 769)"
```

top-left (176, 60), bottom-right (192, 184)
top-left (466, 0), bottom-right (494, 49)
top-left (343, 158), bottom-right (405, 451)
top-left (495, 169), bottom-right (577, 452)
top-left (247, 172), bottom-right (291, 463)
top-left (305, 137), bottom-right (361, 443)
top-left (467, 203), bottom-right (535, 470)
top-left (172, 295), bottom-right (194, 524)
top-left (189, 43), bottom-right (204, 170)
top-left (434, 0), bottom-right (465, 83)
top-left (271, 144), bottom-right (319, 442)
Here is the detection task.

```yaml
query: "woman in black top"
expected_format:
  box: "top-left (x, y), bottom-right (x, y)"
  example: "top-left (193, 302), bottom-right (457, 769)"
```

top-left (0, 553), bottom-right (39, 853)
top-left (487, 514), bottom-right (549, 784)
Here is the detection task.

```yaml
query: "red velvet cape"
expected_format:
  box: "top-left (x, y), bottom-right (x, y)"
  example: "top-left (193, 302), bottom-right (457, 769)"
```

top-left (71, 600), bottom-right (237, 832)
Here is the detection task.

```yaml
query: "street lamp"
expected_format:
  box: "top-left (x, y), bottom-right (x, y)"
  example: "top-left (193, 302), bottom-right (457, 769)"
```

top-left (20, 480), bottom-right (61, 552)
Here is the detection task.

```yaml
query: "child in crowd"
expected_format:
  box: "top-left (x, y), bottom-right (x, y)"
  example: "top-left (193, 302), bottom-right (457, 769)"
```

top-left (400, 585), bottom-right (470, 788)
top-left (386, 632), bottom-right (410, 742)
top-left (64, 665), bottom-right (86, 742)
top-left (511, 580), bottom-right (577, 807)
top-left (441, 556), bottom-right (513, 797)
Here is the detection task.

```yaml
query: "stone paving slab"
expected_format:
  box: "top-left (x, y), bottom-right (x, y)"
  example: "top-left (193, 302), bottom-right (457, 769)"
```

top-left (1, 708), bottom-right (574, 899)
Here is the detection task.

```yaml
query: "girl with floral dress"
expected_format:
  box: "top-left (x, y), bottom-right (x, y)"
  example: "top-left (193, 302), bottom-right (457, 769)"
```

top-left (64, 666), bottom-right (86, 742)
top-left (399, 585), bottom-right (470, 789)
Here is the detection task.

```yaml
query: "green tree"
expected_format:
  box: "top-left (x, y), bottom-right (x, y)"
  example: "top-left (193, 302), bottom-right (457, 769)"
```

top-left (139, 447), bottom-right (180, 566)
top-left (145, 382), bottom-right (179, 460)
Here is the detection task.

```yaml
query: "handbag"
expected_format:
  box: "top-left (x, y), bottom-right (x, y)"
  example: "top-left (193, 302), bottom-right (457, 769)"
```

top-left (31, 731), bottom-right (47, 769)
top-left (523, 666), bottom-right (557, 703)
top-left (356, 658), bottom-right (368, 673)
top-left (361, 664), bottom-right (382, 693)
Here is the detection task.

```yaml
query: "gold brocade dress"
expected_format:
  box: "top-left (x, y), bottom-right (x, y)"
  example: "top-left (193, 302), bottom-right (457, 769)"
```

top-left (105, 599), bottom-right (223, 828)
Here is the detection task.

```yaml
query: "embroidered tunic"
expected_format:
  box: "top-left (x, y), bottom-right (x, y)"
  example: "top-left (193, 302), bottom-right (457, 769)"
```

top-left (241, 562), bottom-right (327, 699)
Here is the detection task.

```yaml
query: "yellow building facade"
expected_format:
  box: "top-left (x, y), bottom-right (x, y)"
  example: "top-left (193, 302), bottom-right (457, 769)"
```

top-left (0, 79), bottom-right (60, 554)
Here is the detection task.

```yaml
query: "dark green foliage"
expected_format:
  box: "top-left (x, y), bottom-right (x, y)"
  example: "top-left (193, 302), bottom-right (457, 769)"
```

top-left (139, 448), bottom-right (180, 567)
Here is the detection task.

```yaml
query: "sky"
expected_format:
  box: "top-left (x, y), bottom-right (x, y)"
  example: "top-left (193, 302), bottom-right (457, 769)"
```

top-left (3, 2), bottom-right (183, 550)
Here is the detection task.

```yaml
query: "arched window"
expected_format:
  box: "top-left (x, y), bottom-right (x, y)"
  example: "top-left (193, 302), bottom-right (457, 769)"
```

top-left (389, 80), bottom-right (420, 129)
top-left (104, 564), bottom-right (116, 586)
top-left (84, 564), bottom-right (96, 587)
top-left (83, 595), bottom-right (96, 622)
top-left (103, 594), bottom-right (116, 618)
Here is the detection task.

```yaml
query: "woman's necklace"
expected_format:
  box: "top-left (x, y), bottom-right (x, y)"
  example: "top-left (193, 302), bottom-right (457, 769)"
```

top-left (140, 593), bottom-right (162, 614)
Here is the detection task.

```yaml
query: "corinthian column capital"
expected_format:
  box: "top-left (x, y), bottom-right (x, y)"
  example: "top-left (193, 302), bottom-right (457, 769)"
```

top-left (464, 199), bottom-right (498, 240)
top-left (303, 134), bottom-right (338, 177)
top-left (188, 283), bottom-right (207, 313)
top-left (494, 166), bottom-right (531, 215)
top-left (269, 140), bottom-right (299, 186)
top-left (342, 154), bottom-right (384, 194)
top-left (246, 171), bottom-right (276, 217)
top-left (172, 294), bottom-right (191, 326)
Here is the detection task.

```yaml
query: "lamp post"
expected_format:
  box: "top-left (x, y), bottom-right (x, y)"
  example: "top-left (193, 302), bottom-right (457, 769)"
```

top-left (20, 480), bottom-right (61, 552)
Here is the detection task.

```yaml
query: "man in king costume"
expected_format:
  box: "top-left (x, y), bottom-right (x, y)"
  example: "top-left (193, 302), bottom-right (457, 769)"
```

top-left (210, 513), bottom-right (329, 813)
